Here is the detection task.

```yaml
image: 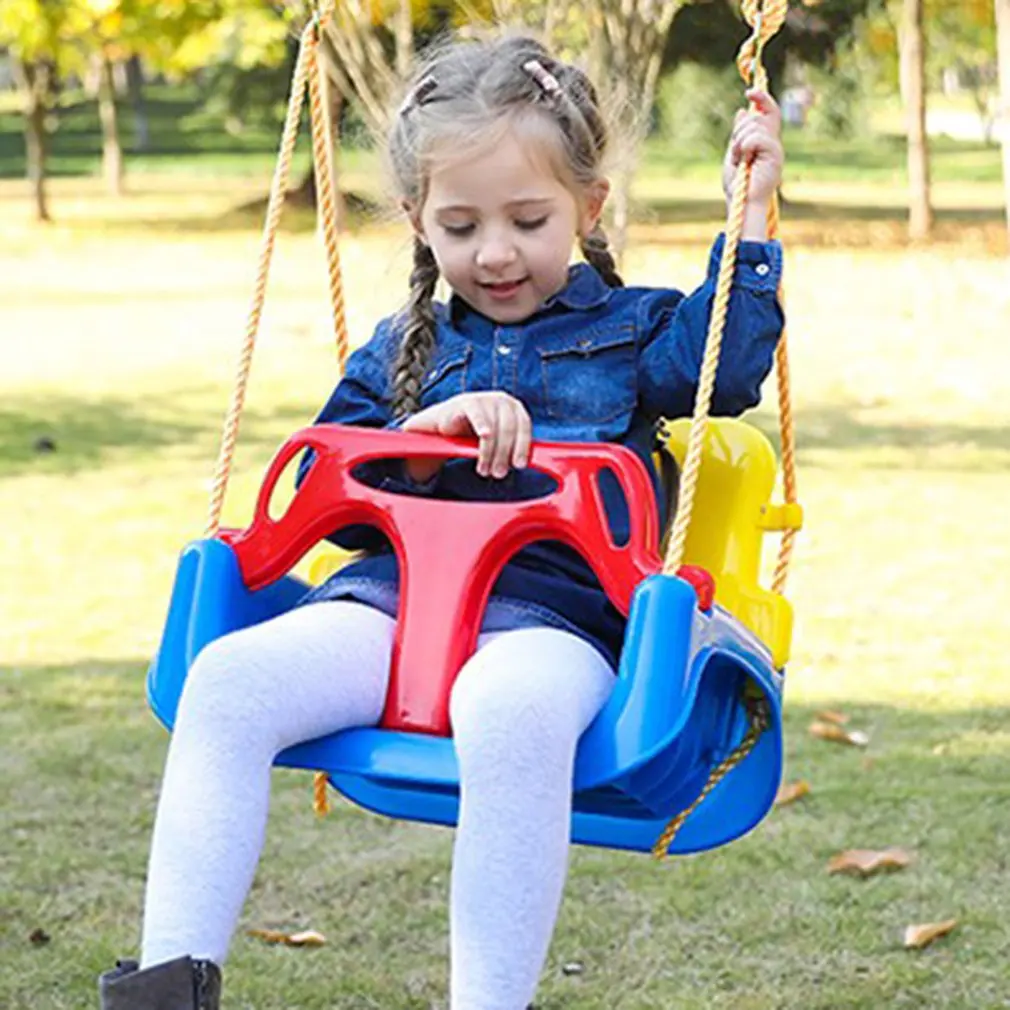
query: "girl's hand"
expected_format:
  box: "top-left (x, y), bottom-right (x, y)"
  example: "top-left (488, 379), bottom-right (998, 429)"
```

top-left (722, 89), bottom-right (784, 215)
top-left (401, 392), bottom-right (532, 481)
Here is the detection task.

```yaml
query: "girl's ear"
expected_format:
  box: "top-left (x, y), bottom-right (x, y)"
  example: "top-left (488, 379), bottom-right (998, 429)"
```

top-left (579, 179), bottom-right (611, 238)
top-left (402, 200), bottom-right (427, 244)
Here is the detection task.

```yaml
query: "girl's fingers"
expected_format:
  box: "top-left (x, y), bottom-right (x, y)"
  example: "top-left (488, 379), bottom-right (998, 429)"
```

top-left (512, 403), bottom-right (532, 470)
top-left (401, 403), bottom-right (440, 432)
top-left (403, 393), bottom-right (532, 480)
top-left (745, 89), bottom-right (779, 117)
top-left (430, 404), bottom-right (468, 437)
top-left (461, 398), bottom-right (495, 476)
top-left (489, 398), bottom-right (516, 479)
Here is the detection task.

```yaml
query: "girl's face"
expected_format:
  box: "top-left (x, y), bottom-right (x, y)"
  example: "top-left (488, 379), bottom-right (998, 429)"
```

top-left (412, 127), bottom-right (607, 324)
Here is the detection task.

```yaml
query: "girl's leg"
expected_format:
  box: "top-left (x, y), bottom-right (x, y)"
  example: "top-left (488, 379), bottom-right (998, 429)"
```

top-left (448, 629), bottom-right (615, 1010)
top-left (140, 601), bottom-right (395, 968)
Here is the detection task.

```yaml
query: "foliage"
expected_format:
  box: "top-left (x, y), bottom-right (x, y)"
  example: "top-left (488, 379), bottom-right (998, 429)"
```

top-left (804, 44), bottom-right (871, 140)
top-left (852, 0), bottom-right (996, 94)
top-left (0, 1), bottom-right (235, 75)
top-left (655, 62), bottom-right (742, 155)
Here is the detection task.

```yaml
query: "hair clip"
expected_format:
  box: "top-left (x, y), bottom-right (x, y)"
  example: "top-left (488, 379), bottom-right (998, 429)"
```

top-left (399, 75), bottom-right (438, 117)
top-left (522, 60), bottom-right (563, 105)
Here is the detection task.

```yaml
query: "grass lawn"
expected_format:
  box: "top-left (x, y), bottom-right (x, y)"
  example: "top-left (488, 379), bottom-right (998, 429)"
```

top-left (2, 101), bottom-right (1010, 1008)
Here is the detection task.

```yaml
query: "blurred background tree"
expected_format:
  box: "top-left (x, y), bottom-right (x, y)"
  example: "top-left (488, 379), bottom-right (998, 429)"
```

top-left (1, 0), bottom-right (1004, 243)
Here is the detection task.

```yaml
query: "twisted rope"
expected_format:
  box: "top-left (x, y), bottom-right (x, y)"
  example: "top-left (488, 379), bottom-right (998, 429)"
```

top-left (653, 0), bottom-right (791, 859)
top-left (307, 18), bottom-right (350, 375)
top-left (193, 1), bottom-right (346, 814)
top-left (652, 690), bottom-right (771, 859)
top-left (205, 0), bottom-right (347, 539)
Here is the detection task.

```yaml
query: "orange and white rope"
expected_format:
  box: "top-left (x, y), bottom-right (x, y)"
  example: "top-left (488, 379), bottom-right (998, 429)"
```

top-left (663, 0), bottom-right (792, 579)
top-left (653, 0), bottom-right (793, 859)
top-left (205, 0), bottom-right (347, 539)
top-left (196, 2), bottom-right (347, 815)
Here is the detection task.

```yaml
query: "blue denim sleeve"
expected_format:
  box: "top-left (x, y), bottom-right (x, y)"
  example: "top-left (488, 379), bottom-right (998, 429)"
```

top-left (296, 316), bottom-right (440, 551)
top-left (636, 234), bottom-right (784, 421)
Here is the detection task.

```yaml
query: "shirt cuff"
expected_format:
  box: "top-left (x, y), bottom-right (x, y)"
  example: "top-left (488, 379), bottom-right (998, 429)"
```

top-left (707, 233), bottom-right (783, 294)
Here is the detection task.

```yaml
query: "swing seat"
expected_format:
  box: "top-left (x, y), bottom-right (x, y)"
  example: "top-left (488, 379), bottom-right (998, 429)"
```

top-left (149, 422), bottom-right (786, 855)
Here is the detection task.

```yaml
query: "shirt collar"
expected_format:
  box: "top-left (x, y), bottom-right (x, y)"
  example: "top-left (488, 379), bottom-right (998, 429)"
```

top-left (446, 263), bottom-right (613, 327)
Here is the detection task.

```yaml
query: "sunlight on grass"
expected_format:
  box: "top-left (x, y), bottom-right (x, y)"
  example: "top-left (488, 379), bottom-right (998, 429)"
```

top-left (2, 174), bottom-right (1009, 1009)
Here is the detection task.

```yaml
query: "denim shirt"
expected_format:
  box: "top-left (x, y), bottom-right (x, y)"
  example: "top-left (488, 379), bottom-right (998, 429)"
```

top-left (300, 234), bottom-right (784, 667)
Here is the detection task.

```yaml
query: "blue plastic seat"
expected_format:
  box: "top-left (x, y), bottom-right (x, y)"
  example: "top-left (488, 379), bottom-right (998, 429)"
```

top-left (148, 421), bottom-right (786, 855)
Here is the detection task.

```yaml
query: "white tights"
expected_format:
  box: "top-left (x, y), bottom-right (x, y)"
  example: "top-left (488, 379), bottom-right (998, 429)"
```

top-left (140, 601), bottom-right (614, 1010)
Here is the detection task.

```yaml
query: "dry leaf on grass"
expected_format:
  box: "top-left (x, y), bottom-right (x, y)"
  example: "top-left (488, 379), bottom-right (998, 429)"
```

top-left (827, 848), bottom-right (915, 877)
top-left (809, 721), bottom-right (869, 747)
top-left (815, 710), bottom-right (850, 725)
top-left (903, 919), bottom-right (957, 949)
top-left (247, 928), bottom-right (326, 947)
top-left (774, 780), bottom-right (811, 806)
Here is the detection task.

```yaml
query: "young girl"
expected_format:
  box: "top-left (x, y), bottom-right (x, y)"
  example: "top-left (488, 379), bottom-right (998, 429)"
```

top-left (100, 33), bottom-right (784, 1010)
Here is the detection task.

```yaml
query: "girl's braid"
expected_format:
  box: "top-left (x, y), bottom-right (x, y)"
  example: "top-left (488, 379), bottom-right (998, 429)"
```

top-left (580, 223), bottom-right (624, 288)
top-left (391, 237), bottom-right (440, 417)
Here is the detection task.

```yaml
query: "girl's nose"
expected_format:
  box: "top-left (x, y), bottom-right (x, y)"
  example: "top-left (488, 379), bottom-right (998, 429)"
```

top-left (475, 235), bottom-right (517, 272)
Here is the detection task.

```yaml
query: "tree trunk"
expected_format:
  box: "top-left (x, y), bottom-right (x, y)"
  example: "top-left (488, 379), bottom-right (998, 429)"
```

top-left (394, 0), bottom-right (412, 81)
top-left (126, 55), bottom-right (150, 152)
top-left (98, 53), bottom-right (125, 196)
top-left (588, 0), bottom-right (687, 260)
top-left (900, 0), bottom-right (932, 240)
top-left (996, 0), bottom-right (1010, 249)
top-left (13, 58), bottom-right (51, 223)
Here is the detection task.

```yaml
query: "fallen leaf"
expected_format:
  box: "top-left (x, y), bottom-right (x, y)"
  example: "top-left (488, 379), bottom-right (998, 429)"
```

top-left (827, 848), bottom-right (915, 877)
top-left (287, 930), bottom-right (326, 947)
top-left (809, 721), bottom-right (869, 747)
top-left (903, 919), bottom-right (957, 949)
top-left (247, 929), bottom-right (288, 945)
top-left (815, 710), bottom-right (850, 726)
top-left (561, 961), bottom-right (584, 976)
top-left (247, 928), bottom-right (326, 947)
top-left (774, 780), bottom-right (811, 806)
top-left (28, 927), bottom-right (51, 946)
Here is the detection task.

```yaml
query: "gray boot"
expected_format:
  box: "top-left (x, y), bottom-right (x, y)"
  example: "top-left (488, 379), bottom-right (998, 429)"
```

top-left (99, 956), bottom-right (221, 1010)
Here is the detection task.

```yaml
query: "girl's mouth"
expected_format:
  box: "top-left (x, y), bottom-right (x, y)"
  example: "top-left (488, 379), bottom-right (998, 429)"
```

top-left (480, 278), bottom-right (529, 299)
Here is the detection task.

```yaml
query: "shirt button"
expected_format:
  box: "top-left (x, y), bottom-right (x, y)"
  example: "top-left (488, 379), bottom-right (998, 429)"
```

top-left (497, 345), bottom-right (511, 356)
top-left (755, 263), bottom-right (770, 276)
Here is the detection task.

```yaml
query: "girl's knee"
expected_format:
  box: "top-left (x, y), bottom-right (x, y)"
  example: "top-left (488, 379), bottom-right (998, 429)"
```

top-left (176, 631), bottom-right (271, 729)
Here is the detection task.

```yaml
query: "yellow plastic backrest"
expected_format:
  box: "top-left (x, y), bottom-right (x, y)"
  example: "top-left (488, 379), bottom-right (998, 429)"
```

top-left (307, 548), bottom-right (354, 587)
top-left (660, 418), bottom-right (793, 667)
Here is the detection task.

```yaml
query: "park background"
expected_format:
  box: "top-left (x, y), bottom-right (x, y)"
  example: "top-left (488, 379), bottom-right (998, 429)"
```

top-left (2, 1), bottom-right (1009, 1008)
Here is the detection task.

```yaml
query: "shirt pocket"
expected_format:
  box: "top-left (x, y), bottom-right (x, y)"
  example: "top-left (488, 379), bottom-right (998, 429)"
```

top-left (420, 344), bottom-right (472, 408)
top-left (538, 324), bottom-right (637, 423)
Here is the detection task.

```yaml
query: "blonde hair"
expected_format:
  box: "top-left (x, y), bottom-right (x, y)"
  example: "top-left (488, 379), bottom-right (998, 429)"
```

top-left (387, 35), bottom-right (622, 418)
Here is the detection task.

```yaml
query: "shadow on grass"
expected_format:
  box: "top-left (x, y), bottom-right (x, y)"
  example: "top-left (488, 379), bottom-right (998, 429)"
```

top-left (748, 404), bottom-right (1010, 472)
top-left (640, 194), bottom-right (1005, 228)
top-left (118, 189), bottom-right (385, 236)
top-left (0, 392), bottom-right (320, 479)
top-left (4, 393), bottom-right (1007, 483)
top-left (4, 655), bottom-right (1009, 1009)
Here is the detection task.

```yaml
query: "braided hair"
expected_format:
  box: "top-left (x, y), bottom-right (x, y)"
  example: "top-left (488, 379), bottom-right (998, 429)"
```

top-left (391, 238), bottom-right (440, 418)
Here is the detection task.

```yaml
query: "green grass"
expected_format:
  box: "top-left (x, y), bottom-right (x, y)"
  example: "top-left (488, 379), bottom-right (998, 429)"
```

top-left (2, 147), bottom-right (1010, 1009)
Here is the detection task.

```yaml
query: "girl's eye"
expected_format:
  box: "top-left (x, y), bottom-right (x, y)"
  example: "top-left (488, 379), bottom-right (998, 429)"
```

top-left (442, 223), bottom-right (475, 237)
top-left (515, 216), bottom-right (548, 232)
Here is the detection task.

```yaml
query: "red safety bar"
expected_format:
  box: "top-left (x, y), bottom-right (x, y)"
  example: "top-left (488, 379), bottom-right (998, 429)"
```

top-left (221, 425), bottom-right (670, 736)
